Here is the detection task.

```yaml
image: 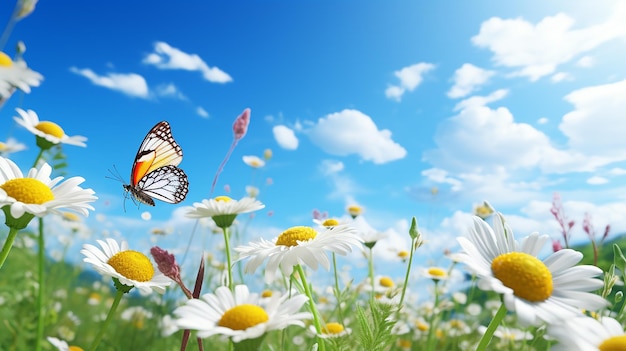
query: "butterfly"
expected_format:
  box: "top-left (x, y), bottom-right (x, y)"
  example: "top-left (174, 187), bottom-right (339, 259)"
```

top-left (121, 121), bottom-right (189, 207)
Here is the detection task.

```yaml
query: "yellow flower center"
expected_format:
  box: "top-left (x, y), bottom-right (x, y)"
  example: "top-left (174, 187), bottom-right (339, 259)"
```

top-left (416, 321), bottom-right (429, 332)
top-left (398, 250), bottom-right (409, 259)
top-left (0, 142), bottom-right (6, 151)
top-left (62, 212), bottom-right (80, 222)
top-left (599, 335), bottom-right (626, 351)
top-left (218, 304), bottom-right (269, 330)
top-left (0, 178), bottom-right (54, 204)
top-left (107, 250), bottom-right (155, 282)
top-left (379, 276), bottom-right (394, 288)
top-left (449, 319), bottom-right (465, 329)
top-left (322, 218), bottom-right (339, 227)
top-left (398, 339), bottom-right (411, 348)
top-left (427, 267), bottom-right (447, 279)
top-left (275, 226), bottom-right (317, 247)
top-left (491, 252), bottom-right (553, 302)
top-left (0, 52), bottom-right (12, 67)
top-left (347, 205), bottom-right (362, 216)
top-left (69, 347), bottom-right (84, 351)
top-left (214, 195), bottom-right (232, 202)
top-left (35, 121), bottom-right (65, 138)
top-left (261, 290), bottom-right (273, 298)
top-left (263, 149), bottom-right (272, 160)
top-left (323, 322), bottom-right (345, 334)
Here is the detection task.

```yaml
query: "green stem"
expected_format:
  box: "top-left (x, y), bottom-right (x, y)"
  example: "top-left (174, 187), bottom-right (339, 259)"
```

top-left (331, 252), bottom-right (345, 323)
top-left (368, 247), bottom-right (375, 303)
top-left (476, 303), bottom-right (507, 351)
top-left (0, 227), bottom-right (19, 270)
top-left (89, 289), bottom-right (125, 351)
top-left (425, 281), bottom-right (440, 351)
top-left (222, 227), bottom-right (234, 291)
top-left (294, 265), bottom-right (326, 351)
top-left (35, 218), bottom-right (45, 351)
top-left (32, 148), bottom-right (44, 169)
top-left (398, 237), bottom-right (416, 309)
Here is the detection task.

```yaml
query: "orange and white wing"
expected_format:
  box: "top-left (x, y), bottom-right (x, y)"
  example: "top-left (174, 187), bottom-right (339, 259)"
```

top-left (130, 121), bottom-right (183, 187)
top-left (135, 165), bottom-right (189, 204)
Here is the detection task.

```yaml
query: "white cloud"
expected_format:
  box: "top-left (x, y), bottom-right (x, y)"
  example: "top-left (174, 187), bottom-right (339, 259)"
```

top-left (537, 117), bottom-right (549, 124)
top-left (69, 67), bottom-right (149, 98)
top-left (609, 167), bottom-right (626, 176)
top-left (447, 63), bottom-right (495, 98)
top-left (560, 78), bottom-right (626, 158)
top-left (550, 72), bottom-right (573, 83)
top-left (587, 176), bottom-right (608, 185)
top-left (576, 56), bottom-right (595, 67)
top-left (307, 109), bottom-right (407, 164)
top-left (471, 3), bottom-right (626, 81)
top-left (385, 62), bottom-right (435, 101)
top-left (319, 159), bottom-right (344, 175)
top-left (143, 41), bottom-right (232, 83)
top-left (453, 89), bottom-right (508, 111)
top-left (154, 83), bottom-right (186, 100)
top-left (426, 89), bottom-right (618, 175)
top-left (272, 125), bottom-right (299, 150)
top-left (196, 106), bottom-right (209, 118)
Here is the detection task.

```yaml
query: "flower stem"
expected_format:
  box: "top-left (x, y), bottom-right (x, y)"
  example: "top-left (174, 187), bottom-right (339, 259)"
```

top-left (398, 237), bottom-right (416, 309)
top-left (368, 247), bottom-right (375, 303)
top-left (425, 281), bottom-right (441, 351)
top-left (32, 148), bottom-right (44, 169)
top-left (0, 226), bottom-right (19, 270)
top-left (222, 227), bottom-right (234, 291)
top-left (294, 264), bottom-right (326, 351)
top-left (35, 218), bottom-right (45, 351)
top-left (476, 303), bottom-right (507, 351)
top-left (331, 252), bottom-right (345, 323)
top-left (89, 289), bottom-right (125, 351)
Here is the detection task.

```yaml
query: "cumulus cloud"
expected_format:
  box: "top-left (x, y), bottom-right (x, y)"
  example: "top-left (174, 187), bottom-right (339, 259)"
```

top-left (272, 125), bottom-right (299, 150)
top-left (143, 41), bottom-right (232, 83)
top-left (587, 176), bottom-right (608, 185)
top-left (471, 3), bottom-right (626, 81)
top-left (307, 109), bottom-right (407, 164)
top-left (425, 89), bottom-right (619, 175)
top-left (69, 67), bottom-right (149, 98)
top-left (154, 83), bottom-right (186, 99)
top-left (447, 63), bottom-right (495, 98)
top-left (550, 72), bottom-right (573, 83)
top-left (196, 106), bottom-right (209, 118)
top-left (319, 159), bottom-right (344, 175)
top-left (576, 56), bottom-right (595, 67)
top-left (385, 62), bottom-right (435, 101)
top-left (560, 78), bottom-right (626, 158)
top-left (609, 167), bottom-right (626, 176)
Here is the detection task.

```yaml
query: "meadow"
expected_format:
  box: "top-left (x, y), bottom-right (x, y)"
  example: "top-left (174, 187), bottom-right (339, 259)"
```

top-left (2, 2), bottom-right (626, 351)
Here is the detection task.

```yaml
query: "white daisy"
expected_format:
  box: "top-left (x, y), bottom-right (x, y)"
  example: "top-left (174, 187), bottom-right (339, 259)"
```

top-left (46, 337), bottom-right (79, 351)
top-left (242, 155), bottom-right (265, 168)
top-left (13, 108), bottom-right (87, 147)
top-left (0, 157), bottom-right (96, 221)
top-left (81, 238), bottom-right (171, 294)
top-left (549, 316), bottom-right (626, 351)
top-left (0, 53), bottom-right (42, 99)
top-left (455, 212), bottom-right (607, 326)
top-left (309, 322), bottom-right (352, 339)
top-left (235, 225), bottom-right (362, 282)
top-left (186, 195), bottom-right (264, 228)
top-left (420, 266), bottom-right (449, 281)
top-left (0, 138), bottom-right (26, 156)
top-left (477, 325), bottom-right (533, 341)
top-left (173, 285), bottom-right (311, 342)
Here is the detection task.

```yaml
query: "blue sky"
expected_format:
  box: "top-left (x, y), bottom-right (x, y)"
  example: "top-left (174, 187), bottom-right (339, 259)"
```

top-left (2, 1), bottom-right (626, 282)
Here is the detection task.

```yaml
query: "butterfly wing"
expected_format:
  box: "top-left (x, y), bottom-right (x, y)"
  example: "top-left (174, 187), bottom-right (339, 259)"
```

top-left (134, 165), bottom-right (189, 204)
top-left (130, 121), bottom-right (183, 187)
